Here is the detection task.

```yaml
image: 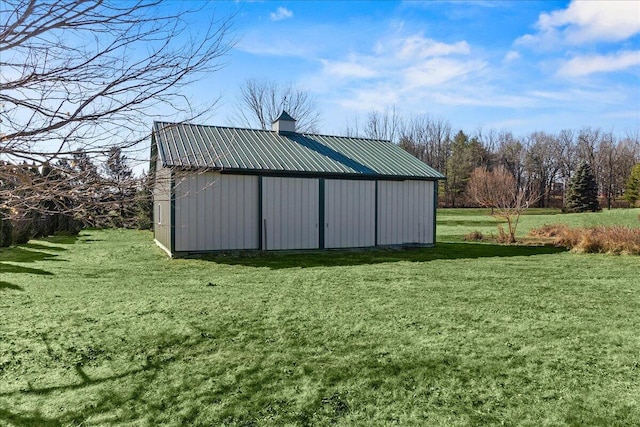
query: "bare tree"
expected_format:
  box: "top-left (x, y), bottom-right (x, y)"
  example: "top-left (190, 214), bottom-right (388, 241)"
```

top-left (0, 0), bottom-right (234, 227)
top-left (557, 129), bottom-right (577, 205)
top-left (496, 132), bottom-right (525, 190)
top-left (524, 132), bottom-right (561, 207)
top-left (467, 166), bottom-right (539, 243)
top-left (344, 106), bottom-right (405, 143)
top-left (596, 133), bottom-right (640, 209)
top-left (232, 79), bottom-right (320, 133)
top-left (576, 127), bottom-right (601, 168)
top-left (398, 114), bottom-right (452, 174)
top-left (362, 106), bottom-right (401, 142)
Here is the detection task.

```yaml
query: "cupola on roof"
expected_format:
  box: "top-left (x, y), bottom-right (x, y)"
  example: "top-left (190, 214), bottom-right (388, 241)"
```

top-left (272, 110), bottom-right (296, 133)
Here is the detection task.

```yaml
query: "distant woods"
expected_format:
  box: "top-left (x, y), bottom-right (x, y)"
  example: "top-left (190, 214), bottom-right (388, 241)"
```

top-left (345, 109), bottom-right (640, 210)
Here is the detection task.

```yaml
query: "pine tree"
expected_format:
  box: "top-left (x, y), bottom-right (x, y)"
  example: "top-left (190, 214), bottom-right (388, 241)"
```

top-left (565, 161), bottom-right (600, 212)
top-left (624, 164), bottom-right (640, 206)
top-left (103, 147), bottom-right (136, 226)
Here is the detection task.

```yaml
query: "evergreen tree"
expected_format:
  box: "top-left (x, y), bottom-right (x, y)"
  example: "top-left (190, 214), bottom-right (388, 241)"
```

top-left (624, 164), bottom-right (640, 206)
top-left (565, 161), bottom-right (600, 212)
top-left (103, 147), bottom-right (136, 227)
top-left (446, 131), bottom-right (487, 207)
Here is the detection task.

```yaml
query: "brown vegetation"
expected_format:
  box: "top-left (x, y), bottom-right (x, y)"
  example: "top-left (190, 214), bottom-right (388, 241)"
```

top-left (463, 230), bottom-right (485, 241)
top-left (529, 224), bottom-right (640, 255)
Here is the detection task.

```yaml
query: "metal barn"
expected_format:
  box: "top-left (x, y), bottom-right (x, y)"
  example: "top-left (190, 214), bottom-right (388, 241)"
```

top-left (151, 112), bottom-right (445, 256)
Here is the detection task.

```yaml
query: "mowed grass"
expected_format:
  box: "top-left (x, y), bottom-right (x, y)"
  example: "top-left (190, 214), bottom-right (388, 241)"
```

top-left (1, 209), bottom-right (639, 426)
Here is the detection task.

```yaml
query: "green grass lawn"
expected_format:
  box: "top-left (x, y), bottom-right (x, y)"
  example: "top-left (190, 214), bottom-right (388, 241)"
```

top-left (1, 209), bottom-right (639, 426)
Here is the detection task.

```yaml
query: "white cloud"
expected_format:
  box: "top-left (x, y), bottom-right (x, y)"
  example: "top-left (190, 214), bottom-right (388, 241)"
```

top-left (319, 34), bottom-right (476, 83)
top-left (517, 0), bottom-right (640, 46)
top-left (307, 33), bottom-right (494, 115)
top-left (503, 50), bottom-right (520, 62)
top-left (270, 7), bottom-right (293, 21)
top-left (320, 59), bottom-right (377, 79)
top-left (404, 57), bottom-right (483, 88)
top-left (397, 36), bottom-right (470, 59)
top-left (335, 85), bottom-right (401, 112)
top-left (528, 87), bottom-right (624, 105)
top-left (557, 50), bottom-right (640, 77)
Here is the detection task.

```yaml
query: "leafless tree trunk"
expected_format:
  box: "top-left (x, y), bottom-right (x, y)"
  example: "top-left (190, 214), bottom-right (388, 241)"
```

top-left (557, 129), bottom-right (577, 206)
top-left (596, 133), bottom-right (640, 209)
top-left (231, 79), bottom-right (320, 133)
top-left (0, 0), bottom-right (234, 225)
top-left (363, 106), bottom-right (401, 142)
top-left (467, 166), bottom-right (540, 243)
top-left (524, 131), bottom-right (561, 208)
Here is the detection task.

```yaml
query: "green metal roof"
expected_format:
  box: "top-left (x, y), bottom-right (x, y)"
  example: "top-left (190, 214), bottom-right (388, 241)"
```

top-left (152, 121), bottom-right (446, 180)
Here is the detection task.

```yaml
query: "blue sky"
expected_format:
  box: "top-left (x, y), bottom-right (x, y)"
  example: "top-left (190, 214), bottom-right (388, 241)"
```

top-left (183, 0), bottom-right (640, 137)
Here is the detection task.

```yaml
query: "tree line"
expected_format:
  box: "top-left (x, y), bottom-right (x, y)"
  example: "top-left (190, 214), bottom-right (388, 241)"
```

top-left (344, 109), bottom-right (640, 209)
top-left (0, 148), bottom-right (151, 247)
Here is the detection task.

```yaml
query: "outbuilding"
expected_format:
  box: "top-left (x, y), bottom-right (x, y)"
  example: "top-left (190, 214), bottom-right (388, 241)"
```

top-left (151, 112), bottom-right (445, 256)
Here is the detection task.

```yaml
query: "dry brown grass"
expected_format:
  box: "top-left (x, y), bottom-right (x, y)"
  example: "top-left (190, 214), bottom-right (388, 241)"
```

top-left (529, 224), bottom-right (640, 255)
top-left (463, 230), bottom-right (485, 241)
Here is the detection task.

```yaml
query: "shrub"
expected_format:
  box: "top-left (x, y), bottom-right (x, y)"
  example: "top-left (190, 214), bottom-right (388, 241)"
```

top-left (0, 217), bottom-right (12, 247)
top-left (496, 225), bottom-right (511, 244)
top-left (528, 223), bottom-right (568, 238)
top-left (464, 230), bottom-right (484, 241)
top-left (529, 225), bottom-right (640, 255)
top-left (11, 219), bottom-right (32, 245)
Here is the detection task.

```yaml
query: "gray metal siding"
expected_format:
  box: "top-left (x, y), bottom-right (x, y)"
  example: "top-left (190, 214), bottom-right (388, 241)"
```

top-left (173, 172), bottom-right (259, 251)
top-left (262, 177), bottom-right (319, 250)
top-left (324, 179), bottom-right (375, 248)
top-left (153, 159), bottom-right (172, 252)
top-left (377, 180), bottom-right (434, 245)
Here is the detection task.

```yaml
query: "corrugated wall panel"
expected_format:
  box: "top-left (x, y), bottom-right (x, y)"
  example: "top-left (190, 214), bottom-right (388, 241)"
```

top-left (262, 177), bottom-right (319, 250)
top-left (174, 172), bottom-right (259, 252)
top-left (325, 180), bottom-right (375, 248)
top-left (377, 180), bottom-right (434, 245)
top-left (153, 159), bottom-right (172, 252)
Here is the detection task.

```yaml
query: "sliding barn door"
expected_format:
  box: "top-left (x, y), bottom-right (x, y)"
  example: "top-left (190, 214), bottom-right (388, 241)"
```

top-left (324, 179), bottom-right (375, 248)
top-left (262, 177), bottom-right (319, 250)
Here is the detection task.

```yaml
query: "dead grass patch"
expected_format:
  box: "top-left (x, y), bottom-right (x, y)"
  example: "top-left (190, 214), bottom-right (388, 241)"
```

top-left (529, 224), bottom-right (640, 255)
top-left (463, 230), bottom-right (485, 241)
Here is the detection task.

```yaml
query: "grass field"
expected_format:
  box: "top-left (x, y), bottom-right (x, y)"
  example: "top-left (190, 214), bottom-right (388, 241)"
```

top-left (1, 209), bottom-right (639, 426)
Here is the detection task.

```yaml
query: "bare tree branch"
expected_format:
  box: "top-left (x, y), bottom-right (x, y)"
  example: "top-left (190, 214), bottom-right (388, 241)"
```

top-left (0, 0), bottom-right (235, 227)
top-left (230, 79), bottom-right (320, 133)
top-left (467, 166), bottom-right (540, 243)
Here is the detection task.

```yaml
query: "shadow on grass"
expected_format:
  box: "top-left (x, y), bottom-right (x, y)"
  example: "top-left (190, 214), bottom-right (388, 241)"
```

top-left (0, 320), bottom-right (554, 427)
top-left (0, 281), bottom-right (24, 291)
top-left (41, 234), bottom-right (80, 245)
top-left (0, 246), bottom-right (62, 264)
top-left (0, 244), bottom-right (62, 278)
top-left (0, 323), bottom-right (365, 426)
top-left (22, 242), bottom-right (67, 252)
top-left (0, 330), bottom-right (201, 427)
top-left (0, 262), bottom-right (54, 276)
top-left (199, 242), bottom-right (567, 269)
top-left (437, 219), bottom-right (502, 227)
